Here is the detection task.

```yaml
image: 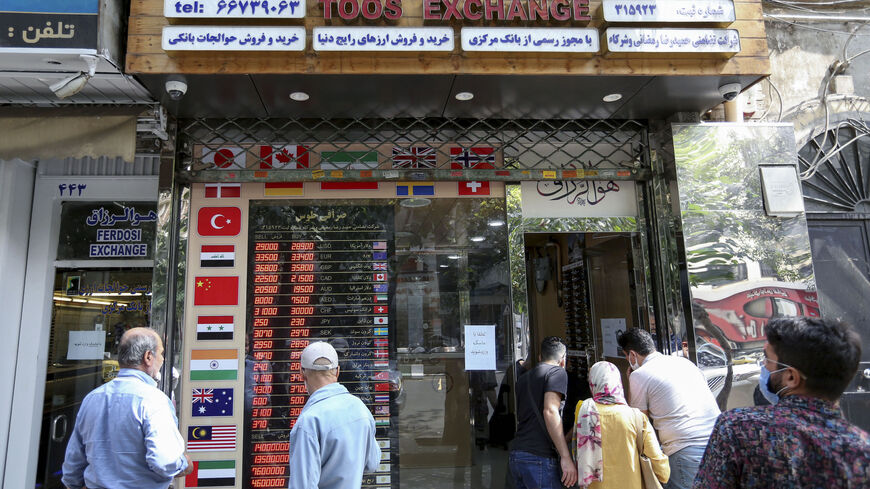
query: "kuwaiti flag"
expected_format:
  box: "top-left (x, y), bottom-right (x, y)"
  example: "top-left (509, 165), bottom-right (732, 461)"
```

top-left (190, 349), bottom-right (238, 380)
top-left (185, 460), bottom-right (236, 487)
top-left (196, 316), bottom-right (234, 340)
top-left (200, 245), bottom-right (235, 268)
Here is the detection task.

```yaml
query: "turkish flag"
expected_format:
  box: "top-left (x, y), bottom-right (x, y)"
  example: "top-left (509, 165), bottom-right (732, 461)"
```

top-left (198, 207), bottom-right (241, 236)
top-left (194, 276), bottom-right (239, 306)
top-left (459, 181), bottom-right (491, 196)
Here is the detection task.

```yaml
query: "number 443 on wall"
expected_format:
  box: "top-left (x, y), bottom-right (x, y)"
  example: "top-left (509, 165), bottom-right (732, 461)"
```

top-left (58, 183), bottom-right (87, 196)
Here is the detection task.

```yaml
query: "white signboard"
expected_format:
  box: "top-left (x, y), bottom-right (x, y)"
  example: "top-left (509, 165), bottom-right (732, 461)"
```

top-left (464, 325), bottom-right (496, 371)
top-left (601, 318), bottom-right (627, 358)
top-left (162, 26), bottom-right (305, 51)
top-left (521, 180), bottom-right (638, 218)
top-left (606, 28), bottom-right (740, 53)
top-left (461, 28), bottom-right (599, 52)
top-left (313, 27), bottom-right (454, 52)
top-left (165, 0), bottom-right (306, 18)
top-left (760, 166), bottom-right (805, 217)
top-left (603, 0), bottom-right (735, 23)
top-left (67, 331), bottom-right (106, 360)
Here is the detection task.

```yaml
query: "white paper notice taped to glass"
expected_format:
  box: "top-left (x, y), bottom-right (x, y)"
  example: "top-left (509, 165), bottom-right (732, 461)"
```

top-left (461, 28), bottom-right (599, 52)
top-left (162, 26), bottom-right (306, 51)
top-left (602, 0), bottom-right (735, 23)
top-left (164, 0), bottom-right (306, 18)
top-left (606, 28), bottom-right (740, 53)
top-left (67, 330), bottom-right (106, 360)
top-left (464, 325), bottom-right (496, 370)
top-left (313, 27), bottom-right (454, 51)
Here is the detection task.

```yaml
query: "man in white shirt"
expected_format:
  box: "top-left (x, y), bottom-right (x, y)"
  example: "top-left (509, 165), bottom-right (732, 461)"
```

top-left (618, 328), bottom-right (720, 489)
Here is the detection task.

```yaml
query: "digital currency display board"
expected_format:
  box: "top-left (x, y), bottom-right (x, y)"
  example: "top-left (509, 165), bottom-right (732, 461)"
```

top-left (244, 204), bottom-right (397, 489)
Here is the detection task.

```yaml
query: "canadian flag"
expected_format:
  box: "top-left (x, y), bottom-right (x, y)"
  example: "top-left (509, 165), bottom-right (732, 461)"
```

top-left (459, 181), bottom-right (490, 196)
top-left (259, 145), bottom-right (309, 169)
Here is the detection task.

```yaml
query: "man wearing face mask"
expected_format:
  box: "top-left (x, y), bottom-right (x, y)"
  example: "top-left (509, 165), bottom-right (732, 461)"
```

top-left (62, 328), bottom-right (192, 489)
top-left (617, 328), bottom-right (720, 489)
top-left (693, 317), bottom-right (869, 489)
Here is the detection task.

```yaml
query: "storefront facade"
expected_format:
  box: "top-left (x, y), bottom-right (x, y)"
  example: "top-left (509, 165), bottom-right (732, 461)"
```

top-left (2, 0), bottom-right (831, 488)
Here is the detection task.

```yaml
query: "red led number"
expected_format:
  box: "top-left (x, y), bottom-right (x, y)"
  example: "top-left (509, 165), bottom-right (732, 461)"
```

top-left (291, 242), bottom-right (315, 251)
top-left (255, 242), bottom-right (279, 251)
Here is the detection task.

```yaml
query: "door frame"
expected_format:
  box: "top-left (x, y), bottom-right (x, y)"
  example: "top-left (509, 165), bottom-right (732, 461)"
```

top-left (5, 172), bottom-right (157, 489)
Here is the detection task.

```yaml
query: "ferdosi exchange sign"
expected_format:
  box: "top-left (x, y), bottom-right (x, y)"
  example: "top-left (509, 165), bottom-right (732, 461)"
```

top-left (57, 202), bottom-right (158, 260)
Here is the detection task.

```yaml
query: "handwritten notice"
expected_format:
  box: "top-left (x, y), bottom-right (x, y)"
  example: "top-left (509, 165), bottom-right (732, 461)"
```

top-left (461, 28), bottom-right (599, 53)
top-left (164, 0), bottom-right (306, 18)
top-left (520, 180), bottom-right (638, 218)
top-left (313, 27), bottom-right (454, 52)
top-left (606, 28), bottom-right (740, 53)
top-left (67, 331), bottom-right (106, 360)
top-left (464, 325), bottom-right (496, 371)
top-left (603, 0), bottom-right (735, 23)
top-left (162, 26), bottom-right (305, 51)
top-left (601, 318), bottom-right (626, 358)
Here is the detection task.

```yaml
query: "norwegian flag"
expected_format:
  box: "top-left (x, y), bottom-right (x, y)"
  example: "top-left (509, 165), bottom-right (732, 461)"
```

top-left (192, 388), bottom-right (214, 404)
top-left (450, 147), bottom-right (495, 169)
top-left (373, 262), bottom-right (387, 271)
top-left (374, 338), bottom-right (388, 348)
top-left (392, 146), bottom-right (437, 169)
top-left (258, 145), bottom-right (309, 169)
top-left (374, 305), bottom-right (388, 314)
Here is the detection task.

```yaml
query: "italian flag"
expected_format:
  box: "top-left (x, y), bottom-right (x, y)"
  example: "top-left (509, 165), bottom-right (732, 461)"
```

top-left (185, 460), bottom-right (236, 487)
top-left (190, 349), bottom-right (238, 380)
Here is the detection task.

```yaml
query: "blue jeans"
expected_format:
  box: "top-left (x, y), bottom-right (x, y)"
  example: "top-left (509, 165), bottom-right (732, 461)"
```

top-left (664, 444), bottom-right (707, 489)
top-left (509, 450), bottom-right (564, 489)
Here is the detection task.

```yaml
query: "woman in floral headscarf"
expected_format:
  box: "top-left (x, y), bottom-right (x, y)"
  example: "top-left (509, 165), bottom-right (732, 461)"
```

top-left (573, 361), bottom-right (669, 488)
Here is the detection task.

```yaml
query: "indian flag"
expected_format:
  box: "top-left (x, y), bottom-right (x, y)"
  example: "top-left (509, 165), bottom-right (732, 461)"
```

top-left (185, 460), bottom-right (236, 487)
top-left (375, 417), bottom-right (390, 427)
top-left (190, 349), bottom-right (238, 380)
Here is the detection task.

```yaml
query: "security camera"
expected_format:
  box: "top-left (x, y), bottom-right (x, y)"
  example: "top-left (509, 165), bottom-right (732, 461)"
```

top-left (165, 79), bottom-right (187, 101)
top-left (718, 83), bottom-right (742, 102)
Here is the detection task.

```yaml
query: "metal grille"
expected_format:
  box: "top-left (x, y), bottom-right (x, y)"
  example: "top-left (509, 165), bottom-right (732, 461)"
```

top-left (177, 117), bottom-right (649, 180)
top-left (799, 118), bottom-right (870, 213)
top-left (38, 155), bottom-right (161, 176)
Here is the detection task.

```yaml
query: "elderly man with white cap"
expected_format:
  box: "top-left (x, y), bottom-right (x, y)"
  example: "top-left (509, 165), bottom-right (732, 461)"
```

top-left (288, 341), bottom-right (381, 489)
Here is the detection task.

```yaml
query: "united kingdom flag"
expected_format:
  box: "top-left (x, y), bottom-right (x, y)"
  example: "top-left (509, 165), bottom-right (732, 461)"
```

top-left (373, 262), bottom-right (387, 271)
top-left (192, 388), bottom-right (214, 404)
top-left (392, 146), bottom-right (437, 169)
top-left (450, 147), bottom-right (495, 169)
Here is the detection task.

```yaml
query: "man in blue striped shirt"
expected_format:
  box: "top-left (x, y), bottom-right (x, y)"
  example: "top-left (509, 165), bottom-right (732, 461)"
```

top-left (62, 328), bottom-right (192, 489)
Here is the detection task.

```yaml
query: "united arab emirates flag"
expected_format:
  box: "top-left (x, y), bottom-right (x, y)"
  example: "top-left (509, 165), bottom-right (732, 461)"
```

top-left (185, 460), bottom-right (236, 487)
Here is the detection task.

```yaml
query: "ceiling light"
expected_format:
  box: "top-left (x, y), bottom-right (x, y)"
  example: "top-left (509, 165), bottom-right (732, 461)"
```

top-left (470, 236), bottom-right (485, 242)
top-left (455, 91), bottom-right (474, 101)
top-left (439, 264), bottom-right (449, 268)
top-left (289, 91), bottom-right (310, 101)
top-left (447, 255), bottom-right (461, 260)
top-left (399, 197), bottom-right (431, 208)
top-left (602, 93), bottom-right (623, 103)
top-left (487, 220), bottom-right (505, 227)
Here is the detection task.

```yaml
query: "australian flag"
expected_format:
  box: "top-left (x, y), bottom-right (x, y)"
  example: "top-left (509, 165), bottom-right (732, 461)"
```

top-left (192, 388), bottom-right (234, 417)
top-left (373, 283), bottom-right (388, 293)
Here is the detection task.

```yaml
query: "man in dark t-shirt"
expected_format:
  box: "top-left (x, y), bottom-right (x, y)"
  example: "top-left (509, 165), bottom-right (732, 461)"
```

top-left (510, 337), bottom-right (578, 489)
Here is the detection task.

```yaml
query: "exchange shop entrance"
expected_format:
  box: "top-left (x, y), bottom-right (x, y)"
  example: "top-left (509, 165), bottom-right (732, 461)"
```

top-left (520, 232), bottom-right (651, 424)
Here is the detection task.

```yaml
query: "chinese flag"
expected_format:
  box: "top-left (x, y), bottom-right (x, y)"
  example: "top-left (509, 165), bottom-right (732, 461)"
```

top-left (194, 276), bottom-right (239, 306)
top-left (374, 383), bottom-right (391, 392)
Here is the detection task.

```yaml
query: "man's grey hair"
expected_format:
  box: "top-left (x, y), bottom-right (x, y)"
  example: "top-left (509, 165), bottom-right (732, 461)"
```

top-left (118, 330), bottom-right (158, 368)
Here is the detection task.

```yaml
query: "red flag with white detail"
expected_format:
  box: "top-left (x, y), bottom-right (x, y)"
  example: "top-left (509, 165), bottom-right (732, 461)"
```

top-left (459, 181), bottom-right (491, 196)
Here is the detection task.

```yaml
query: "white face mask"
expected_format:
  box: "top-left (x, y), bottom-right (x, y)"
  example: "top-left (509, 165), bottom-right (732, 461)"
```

top-left (629, 353), bottom-right (641, 371)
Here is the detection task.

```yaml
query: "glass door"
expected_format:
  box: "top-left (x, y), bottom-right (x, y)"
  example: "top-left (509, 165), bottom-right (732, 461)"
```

top-left (35, 268), bottom-right (153, 489)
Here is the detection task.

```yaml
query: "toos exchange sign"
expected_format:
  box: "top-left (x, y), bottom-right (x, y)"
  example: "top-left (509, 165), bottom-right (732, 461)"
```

top-left (318, 0), bottom-right (591, 21)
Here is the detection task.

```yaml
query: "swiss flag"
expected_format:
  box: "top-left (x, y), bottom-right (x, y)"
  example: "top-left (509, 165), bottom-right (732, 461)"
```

top-left (194, 276), bottom-right (239, 306)
top-left (198, 207), bottom-right (241, 236)
top-left (459, 181), bottom-right (490, 196)
top-left (374, 305), bottom-right (388, 314)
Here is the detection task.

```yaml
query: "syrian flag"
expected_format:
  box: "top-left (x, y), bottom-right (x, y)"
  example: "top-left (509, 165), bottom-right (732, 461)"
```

top-left (204, 183), bottom-right (241, 198)
top-left (200, 245), bottom-right (235, 268)
top-left (197, 316), bottom-right (234, 340)
top-left (185, 460), bottom-right (236, 487)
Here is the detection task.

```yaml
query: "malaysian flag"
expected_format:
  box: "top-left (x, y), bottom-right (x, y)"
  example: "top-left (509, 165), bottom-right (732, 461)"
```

top-left (450, 147), bottom-right (495, 169)
top-left (373, 262), bottom-right (387, 271)
top-left (375, 405), bottom-right (390, 416)
top-left (187, 425), bottom-right (237, 451)
top-left (392, 146), bottom-right (437, 169)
